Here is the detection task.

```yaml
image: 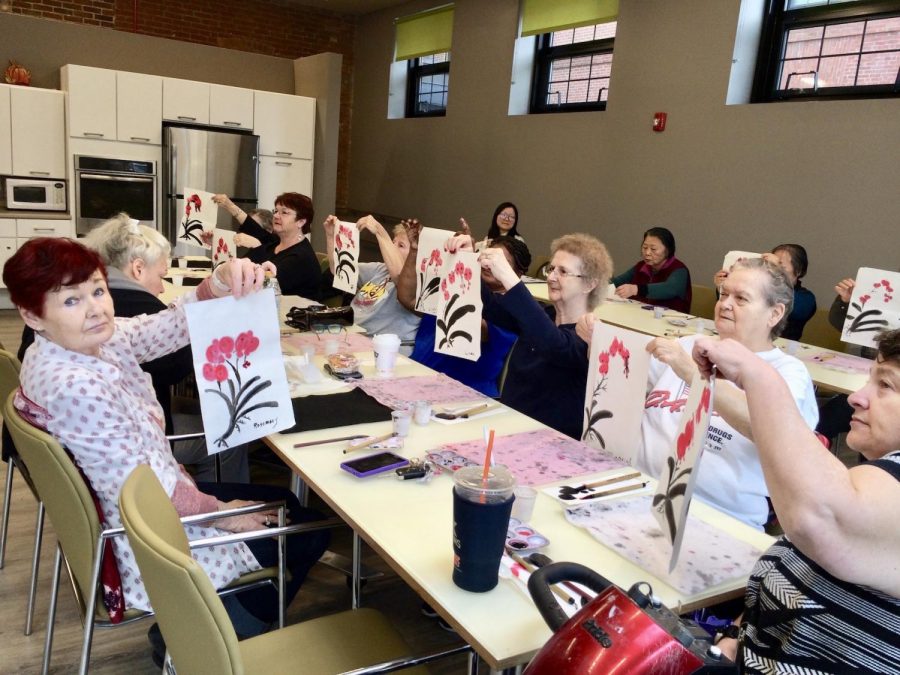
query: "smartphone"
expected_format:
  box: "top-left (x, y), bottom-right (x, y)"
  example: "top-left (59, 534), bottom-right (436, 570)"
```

top-left (340, 452), bottom-right (409, 478)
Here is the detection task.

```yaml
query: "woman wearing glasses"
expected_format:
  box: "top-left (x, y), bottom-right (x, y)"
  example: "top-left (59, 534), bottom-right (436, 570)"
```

top-left (467, 233), bottom-right (612, 439)
top-left (612, 227), bottom-right (692, 313)
top-left (464, 202), bottom-right (525, 252)
top-left (214, 192), bottom-right (322, 301)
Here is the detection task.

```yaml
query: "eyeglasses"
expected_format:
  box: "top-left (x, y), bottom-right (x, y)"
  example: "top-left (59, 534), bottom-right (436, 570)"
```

top-left (545, 264), bottom-right (586, 279)
top-left (273, 207), bottom-right (297, 217)
top-left (497, 213), bottom-right (516, 221)
top-left (312, 323), bottom-right (348, 341)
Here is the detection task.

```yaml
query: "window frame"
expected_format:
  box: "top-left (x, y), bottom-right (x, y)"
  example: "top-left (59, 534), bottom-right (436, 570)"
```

top-left (752, 0), bottom-right (900, 102)
top-left (405, 53), bottom-right (450, 118)
top-left (529, 30), bottom-right (615, 114)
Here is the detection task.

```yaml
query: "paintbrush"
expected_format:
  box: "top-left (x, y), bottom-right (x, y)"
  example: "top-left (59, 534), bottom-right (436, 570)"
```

top-left (342, 431), bottom-right (397, 454)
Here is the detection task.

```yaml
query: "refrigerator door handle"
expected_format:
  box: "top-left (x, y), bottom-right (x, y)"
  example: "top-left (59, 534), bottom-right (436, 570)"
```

top-left (169, 145), bottom-right (178, 195)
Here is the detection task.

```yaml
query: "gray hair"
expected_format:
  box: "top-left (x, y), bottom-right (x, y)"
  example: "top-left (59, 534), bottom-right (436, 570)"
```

top-left (550, 233), bottom-right (614, 310)
top-left (731, 257), bottom-right (794, 338)
top-left (248, 208), bottom-right (273, 233)
top-left (82, 213), bottom-right (171, 271)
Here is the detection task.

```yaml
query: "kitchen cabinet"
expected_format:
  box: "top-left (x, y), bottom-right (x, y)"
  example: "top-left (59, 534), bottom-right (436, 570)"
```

top-left (117, 72), bottom-right (163, 144)
top-left (0, 219), bottom-right (15, 238)
top-left (63, 65), bottom-right (116, 140)
top-left (163, 77), bottom-right (210, 125)
top-left (210, 84), bottom-right (253, 130)
top-left (254, 90), bottom-right (315, 160)
top-left (258, 156), bottom-right (313, 209)
top-left (9, 87), bottom-right (66, 179)
top-left (17, 218), bottom-right (75, 239)
top-left (0, 238), bottom-right (16, 289)
top-left (0, 87), bottom-right (11, 175)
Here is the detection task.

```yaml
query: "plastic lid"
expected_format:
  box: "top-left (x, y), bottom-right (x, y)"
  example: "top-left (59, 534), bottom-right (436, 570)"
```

top-left (454, 465), bottom-right (516, 502)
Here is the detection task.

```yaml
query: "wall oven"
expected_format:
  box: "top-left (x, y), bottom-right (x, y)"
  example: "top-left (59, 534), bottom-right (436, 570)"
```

top-left (75, 156), bottom-right (157, 235)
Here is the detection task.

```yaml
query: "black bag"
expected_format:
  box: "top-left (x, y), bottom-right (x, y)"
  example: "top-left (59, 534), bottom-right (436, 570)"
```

top-left (286, 305), bottom-right (354, 331)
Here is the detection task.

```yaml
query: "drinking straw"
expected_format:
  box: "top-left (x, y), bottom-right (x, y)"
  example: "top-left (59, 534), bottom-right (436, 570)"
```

top-left (480, 429), bottom-right (495, 504)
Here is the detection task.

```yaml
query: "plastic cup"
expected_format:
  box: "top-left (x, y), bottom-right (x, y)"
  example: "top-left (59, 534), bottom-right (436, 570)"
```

top-left (413, 401), bottom-right (432, 426)
top-left (324, 339), bottom-right (339, 356)
top-left (784, 340), bottom-right (800, 356)
top-left (373, 333), bottom-right (401, 376)
top-left (301, 344), bottom-right (317, 360)
top-left (510, 486), bottom-right (537, 523)
top-left (694, 318), bottom-right (706, 334)
top-left (653, 306), bottom-right (664, 320)
top-left (391, 409), bottom-right (412, 437)
top-left (452, 465), bottom-right (516, 592)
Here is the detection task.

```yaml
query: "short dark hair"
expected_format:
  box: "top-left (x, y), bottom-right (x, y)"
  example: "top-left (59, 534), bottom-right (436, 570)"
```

top-left (2, 238), bottom-right (107, 317)
top-left (771, 243), bottom-right (809, 282)
top-left (487, 202), bottom-right (519, 240)
top-left (275, 193), bottom-right (314, 235)
top-left (876, 329), bottom-right (900, 366)
top-left (490, 237), bottom-right (532, 277)
top-left (643, 227), bottom-right (676, 258)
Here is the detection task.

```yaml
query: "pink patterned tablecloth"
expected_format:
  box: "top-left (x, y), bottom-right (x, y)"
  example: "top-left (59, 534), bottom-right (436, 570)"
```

top-left (355, 373), bottom-right (487, 410)
top-left (439, 428), bottom-right (627, 486)
top-left (797, 349), bottom-right (872, 375)
top-left (283, 332), bottom-right (374, 355)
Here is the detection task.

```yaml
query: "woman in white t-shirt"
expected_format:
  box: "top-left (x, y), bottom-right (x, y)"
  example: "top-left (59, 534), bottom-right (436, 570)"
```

top-left (637, 257), bottom-right (818, 529)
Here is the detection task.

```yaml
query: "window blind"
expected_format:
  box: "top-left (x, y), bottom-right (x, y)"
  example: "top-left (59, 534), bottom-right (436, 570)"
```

top-left (395, 4), bottom-right (455, 61)
top-left (520, 0), bottom-right (618, 37)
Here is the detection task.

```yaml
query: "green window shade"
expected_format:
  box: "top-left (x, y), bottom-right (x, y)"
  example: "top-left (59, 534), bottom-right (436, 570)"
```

top-left (395, 5), bottom-right (455, 61)
top-left (521, 0), bottom-right (618, 37)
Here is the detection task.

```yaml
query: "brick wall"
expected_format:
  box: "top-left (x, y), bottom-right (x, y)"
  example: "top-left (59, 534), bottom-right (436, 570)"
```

top-left (9, 0), bottom-right (357, 207)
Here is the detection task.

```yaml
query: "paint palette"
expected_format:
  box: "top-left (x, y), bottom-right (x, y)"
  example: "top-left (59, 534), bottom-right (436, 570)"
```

top-left (425, 449), bottom-right (478, 474)
top-left (666, 318), bottom-right (688, 327)
top-left (505, 518), bottom-right (549, 552)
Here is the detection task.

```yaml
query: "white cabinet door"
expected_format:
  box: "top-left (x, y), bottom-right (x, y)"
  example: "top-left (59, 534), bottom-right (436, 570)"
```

top-left (0, 218), bottom-right (16, 238)
top-left (16, 218), bottom-right (75, 239)
top-left (209, 84), bottom-right (253, 130)
top-left (62, 65), bottom-right (116, 140)
top-left (258, 156), bottom-right (313, 208)
top-left (254, 90), bottom-right (315, 159)
top-left (10, 88), bottom-right (66, 179)
top-left (0, 86), bottom-right (12, 175)
top-left (0, 238), bottom-right (17, 289)
top-left (118, 71), bottom-right (163, 144)
top-left (162, 77), bottom-right (209, 125)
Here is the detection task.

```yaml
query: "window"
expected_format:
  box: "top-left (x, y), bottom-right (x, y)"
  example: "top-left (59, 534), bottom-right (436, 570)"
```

top-left (406, 52), bottom-right (450, 117)
top-left (531, 22), bottom-right (617, 113)
top-left (754, 0), bottom-right (900, 101)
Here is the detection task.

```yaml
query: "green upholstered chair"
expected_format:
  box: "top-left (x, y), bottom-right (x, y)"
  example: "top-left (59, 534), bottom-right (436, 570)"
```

top-left (691, 284), bottom-right (718, 320)
top-left (119, 464), bottom-right (467, 675)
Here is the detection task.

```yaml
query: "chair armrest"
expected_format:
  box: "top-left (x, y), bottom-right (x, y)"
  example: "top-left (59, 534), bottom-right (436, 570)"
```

top-left (180, 499), bottom-right (288, 526)
top-left (339, 644), bottom-right (473, 674)
top-left (188, 516), bottom-right (345, 550)
top-left (166, 432), bottom-right (206, 442)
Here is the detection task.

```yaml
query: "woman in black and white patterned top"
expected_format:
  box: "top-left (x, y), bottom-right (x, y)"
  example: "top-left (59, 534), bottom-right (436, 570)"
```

top-left (692, 328), bottom-right (900, 674)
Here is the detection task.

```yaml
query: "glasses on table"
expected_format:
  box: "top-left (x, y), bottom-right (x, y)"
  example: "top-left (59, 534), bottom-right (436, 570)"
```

top-left (545, 264), bottom-right (586, 279)
top-left (312, 323), bottom-right (349, 342)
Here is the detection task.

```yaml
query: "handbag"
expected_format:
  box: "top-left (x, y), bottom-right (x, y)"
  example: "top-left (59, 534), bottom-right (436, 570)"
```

top-left (286, 304), bottom-right (354, 331)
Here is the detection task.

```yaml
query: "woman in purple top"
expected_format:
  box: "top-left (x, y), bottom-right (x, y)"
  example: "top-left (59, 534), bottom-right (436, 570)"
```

top-left (612, 227), bottom-right (692, 313)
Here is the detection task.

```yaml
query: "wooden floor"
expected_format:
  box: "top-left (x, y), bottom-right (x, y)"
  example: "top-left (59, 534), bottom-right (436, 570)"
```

top-left (0, 310), bottom-right (473, 674)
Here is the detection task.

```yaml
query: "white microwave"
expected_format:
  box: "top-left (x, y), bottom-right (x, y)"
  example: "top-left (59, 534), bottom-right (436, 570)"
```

top-left (4, 177), bottom-right (68, 211)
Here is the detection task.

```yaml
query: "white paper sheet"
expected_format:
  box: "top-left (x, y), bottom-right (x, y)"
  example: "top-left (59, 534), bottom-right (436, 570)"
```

top-left (414, 227), bottom-right (455, 315)
top-left (211, 228), bottom-right (237, 269)
top-left (184, 289), bottom-right (295, 453)
top-left (582, 324), bottom-right (652, 463)
top-left (179, 188), bottom-right (217, 247)
top-left (722, 250), bottom-right (761, 272)
top-left (651, 372), bottom-right (715, 572)
top-left (841, 267), bottom-right (899, 349)
top-left (331, 220), bottom-right (360, 294)
top-left (433, 250), bottom-right (482, 362)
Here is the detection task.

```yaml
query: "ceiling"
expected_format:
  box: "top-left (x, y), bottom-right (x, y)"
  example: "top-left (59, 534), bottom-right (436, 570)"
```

top-left (286, 0), bottom-right (410, 15)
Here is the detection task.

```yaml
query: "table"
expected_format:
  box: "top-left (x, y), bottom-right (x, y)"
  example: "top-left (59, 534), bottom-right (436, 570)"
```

top-left (527, 282), bottom-right (869, 395)
top-left (264, 349), bottom-right (774, 671)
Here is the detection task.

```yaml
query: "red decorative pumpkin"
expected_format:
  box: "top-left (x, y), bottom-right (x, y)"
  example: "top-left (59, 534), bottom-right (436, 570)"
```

top-left (5, 61), bottom-right (31, 86)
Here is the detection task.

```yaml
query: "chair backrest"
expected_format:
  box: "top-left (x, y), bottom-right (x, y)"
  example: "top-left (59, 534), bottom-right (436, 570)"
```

top-left (529, 255), bottom-right (550, 280)
top-left (800, 307), bottom-right (844, 352)
top-left (3, 392), bottom-right (108, 609)
top-left (691, 284), bottom-right (717, 320)
top-left (0, 348), bottom-right (21, 407)
top-left (119, 465), bottom-right (242, 675)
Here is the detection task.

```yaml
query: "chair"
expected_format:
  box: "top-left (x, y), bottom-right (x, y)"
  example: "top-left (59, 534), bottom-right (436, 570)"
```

top-left (120, 465), bottom-right (469, 675)
top-left (0, 348), bottom-right (45, 635)
top-left (691, 284), bottom-right (717, 320)
top-left (528, 255), bottom-right (550, 280)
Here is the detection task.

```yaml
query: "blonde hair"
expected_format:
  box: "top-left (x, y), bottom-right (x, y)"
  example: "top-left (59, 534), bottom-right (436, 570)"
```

top-left (82, 213), bottom-right (171, 271)
top-left (550, 233), bottom-right (613, 310)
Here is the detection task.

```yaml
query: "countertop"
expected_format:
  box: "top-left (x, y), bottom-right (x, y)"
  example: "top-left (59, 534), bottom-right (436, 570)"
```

top-left (0, 210), bottom-right (72, 220)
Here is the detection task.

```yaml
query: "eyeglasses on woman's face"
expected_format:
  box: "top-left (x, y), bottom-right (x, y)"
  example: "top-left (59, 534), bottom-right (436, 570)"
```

top-left (273, 207), bottom-right (297, 218)
top-left (545, 264), bottom-right (586, 280)
top-left (497, 211), bottom-right (516, 222)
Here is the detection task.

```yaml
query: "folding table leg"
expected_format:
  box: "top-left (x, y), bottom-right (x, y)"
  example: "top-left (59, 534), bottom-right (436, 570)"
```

top-left (351, 531), bottom-right (362, 609)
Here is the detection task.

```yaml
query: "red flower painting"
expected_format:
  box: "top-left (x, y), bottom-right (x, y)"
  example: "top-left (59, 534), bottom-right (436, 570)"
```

top-left (415, 247), bottom-right (445, 310)
top-left (334, 224), bottom-right (358, 284)
top-left (201, 330), bottom-right (276, 447)
top-left (180, 193), bottom-right (206, 245)
top-left (212, 236), bottom-right (233, 269)
top-left (582, 336), bottom-right (632, 449)
top-left (436, 259), bottom-right (476, 349)
top-left (846, 277), bottom-right (893, 337)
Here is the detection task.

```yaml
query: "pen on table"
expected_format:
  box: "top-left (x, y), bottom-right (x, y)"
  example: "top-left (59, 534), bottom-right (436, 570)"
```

top-left (578, 481), bottom-right (650, 501)
top-left (342, 431), bottom-right (397, 454)
top-left (508, 551), bottom-right (575, 606)
top-left (293, 434), bottom-right (367, 449)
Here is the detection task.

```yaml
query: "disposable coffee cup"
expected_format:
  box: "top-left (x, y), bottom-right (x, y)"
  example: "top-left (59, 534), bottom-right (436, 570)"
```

top-left (452, 465), bottom-right (516, 592)
top-left (653, 306), bottom-right (664, 320)
top-left (372, 333), bottom-right (401, 376)
top-left (510, 485), bottom-right (537, 523)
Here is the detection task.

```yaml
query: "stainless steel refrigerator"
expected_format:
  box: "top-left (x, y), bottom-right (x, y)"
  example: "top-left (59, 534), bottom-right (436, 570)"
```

top-left (163, 125), bottom-right (259, 254)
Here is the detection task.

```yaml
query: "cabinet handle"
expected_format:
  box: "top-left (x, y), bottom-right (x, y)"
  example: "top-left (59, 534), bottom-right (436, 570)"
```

top-left (83, 132), bottom-right (105, 138)
top-left (34, 228), bottom-right (57, 233)
top-left (274, 151), bottom-right (293, 157)
top-left (275, 161), bottom-right (294, 167)
top-left (130, 136), bottom-right (151, 142)
top-left (177, 116), bottom-right (197, 121)
top-left (29, 171), bottom-right (51, 176)
top-left (223, 121), bottom-right (241, 126)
